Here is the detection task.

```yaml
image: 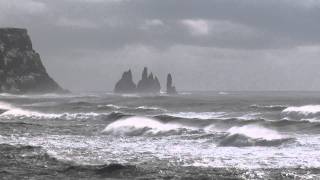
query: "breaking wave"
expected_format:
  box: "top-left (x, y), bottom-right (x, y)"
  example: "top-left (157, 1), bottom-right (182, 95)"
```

top-left (250, 104), bottom-right (287, 111)
top-left (0, 101), bottom-right (106, 120)
top-left (164, 112), bottom-right (227, 120)
top-left (282, 105), bottom-right (320, 121)
top-left (102, 116), bottom-right (197, 136)
top-left (22, 101), bottom-right (60, 107)
top-left (227, 125), bottom-right (283, 140)
top-left (97, 104), bottom-right (125, 110)
top-left (97, 104), bottom-right (167, 112)
top-left (136, 106), bottom-right (166, 111)
top-left (218, 134), bottom-right (294, 147)
top-left (155, 112), bottom-right (261, 122)
top-left (218, 125), bottom-right (293, 147)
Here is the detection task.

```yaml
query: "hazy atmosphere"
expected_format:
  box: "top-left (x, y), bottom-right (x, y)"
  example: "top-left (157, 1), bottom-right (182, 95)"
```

top-left (3, 1), bottom-right (320, 179)
top-left (1, 0), bottom-right (320, 91)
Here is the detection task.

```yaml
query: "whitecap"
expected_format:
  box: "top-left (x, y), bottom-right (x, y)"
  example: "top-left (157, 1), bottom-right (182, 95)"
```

top-left (0, 101), bottom-right (105, 120)
top-left (216, 125), bottom-right (293, 147)
top-left (136, 106), bottom-right (166, 111)
top-left (250, 104), bottom-right (287, 110)
top-left (102, 116), bottom-right (196, 136)
top-left (0, 101), bottom-right (15, 110)
top-left (165, 112), bottom-right (226, 120)
top-left (283, 105), bottom-right (320, 115)
top-left (97, 104), bottom-right (124, 109)
top-left (282, 105), bottom-right (320, 120)
top-left (237, 113), bottom-right (261, 120)
top-left (227, 124), bottom-right (283, 140)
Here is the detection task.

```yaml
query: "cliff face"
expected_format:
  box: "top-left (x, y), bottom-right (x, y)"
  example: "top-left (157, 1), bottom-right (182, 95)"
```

top-left (0, 28), bottom-right (64, 93)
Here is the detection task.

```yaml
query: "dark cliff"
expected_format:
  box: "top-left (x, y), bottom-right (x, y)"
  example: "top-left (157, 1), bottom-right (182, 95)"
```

top-left (0, 28), bottom-right (65, 93)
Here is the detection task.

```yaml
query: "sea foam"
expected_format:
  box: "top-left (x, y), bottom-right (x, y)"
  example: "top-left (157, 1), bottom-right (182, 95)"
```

top-left (0, 101), bottom-right (104, 120)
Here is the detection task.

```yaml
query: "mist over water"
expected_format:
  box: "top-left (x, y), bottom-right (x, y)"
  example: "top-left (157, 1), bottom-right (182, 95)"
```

top-left (1, 91), bottom-right (320, 179)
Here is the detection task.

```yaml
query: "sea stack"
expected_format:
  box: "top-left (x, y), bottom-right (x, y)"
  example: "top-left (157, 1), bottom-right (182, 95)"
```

top-left (0, 28), bottom-right (65, 94)
top-left (114, 69), bottom-right (136, 93)
top-left (114, 67), bottom-right (161, 94)
top-left (137, 67), bottom-right (161, 94)
top-left (166, 73), bottom-right (177, 94)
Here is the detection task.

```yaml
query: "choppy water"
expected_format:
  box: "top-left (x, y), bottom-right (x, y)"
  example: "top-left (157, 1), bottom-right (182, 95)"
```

top-left (1, 91), bottom-right (320, 179)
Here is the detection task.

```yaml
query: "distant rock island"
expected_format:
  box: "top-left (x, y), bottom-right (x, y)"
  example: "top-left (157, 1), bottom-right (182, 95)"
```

top-left (114, 69), bottom-right (136, 93)
top-left (0, 28), bottom-right (65, 94)
top-left (166, 73), bottom-right (177, 94)
top-left (114, 67), bottom-right (177, 94)
top-left (137, 67), bottom-right (161, 94)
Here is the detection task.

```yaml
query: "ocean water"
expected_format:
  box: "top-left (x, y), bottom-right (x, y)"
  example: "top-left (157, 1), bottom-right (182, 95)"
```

top-left (1, 91), bottom-right (320, 179)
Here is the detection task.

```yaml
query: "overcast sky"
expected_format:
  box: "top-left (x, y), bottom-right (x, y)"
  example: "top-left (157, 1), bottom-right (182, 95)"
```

top-left (1, 0), bottom-right (320, 91)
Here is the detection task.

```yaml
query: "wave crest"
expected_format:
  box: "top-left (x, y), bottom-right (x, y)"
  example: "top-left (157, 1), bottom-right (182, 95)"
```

top-left (164, 112), bottom-right (226, 120)
top-left (102, 116), bottom-right (196, 136)
top-left (282, 105), bottom-right (320, 121)
top-left (218, 125), bottom-right (293, 147)
top-left (0, 101), bottom-right (105, 120)
top-left (218, 134), bottom-right (293, 147)
top-left (250, 104), bottom-right (287, 111)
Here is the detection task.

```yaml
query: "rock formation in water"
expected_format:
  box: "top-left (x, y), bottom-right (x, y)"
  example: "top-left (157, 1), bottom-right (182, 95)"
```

top-left (114, 67), bottom-right (161, 94)
top-left (114, 69), bottom-right (136, 93)
top-left (166, 73), bottom-right (177, 94)
top-left (137, 67), bottom-right (161, 93)
top-left (0, 28), bottom-right (65, 94)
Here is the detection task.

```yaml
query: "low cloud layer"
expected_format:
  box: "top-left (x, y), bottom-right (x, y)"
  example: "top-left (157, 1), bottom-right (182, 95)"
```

top-left (0, 0), bottom-right (320, 91)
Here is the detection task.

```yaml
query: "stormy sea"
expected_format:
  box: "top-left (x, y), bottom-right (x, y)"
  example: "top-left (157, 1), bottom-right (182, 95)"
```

top-left (1, 91), bottom-right (320, 179)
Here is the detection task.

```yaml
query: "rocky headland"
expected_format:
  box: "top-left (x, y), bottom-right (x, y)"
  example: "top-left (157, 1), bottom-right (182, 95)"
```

top-left (0, 28), bottom-right (65, 94)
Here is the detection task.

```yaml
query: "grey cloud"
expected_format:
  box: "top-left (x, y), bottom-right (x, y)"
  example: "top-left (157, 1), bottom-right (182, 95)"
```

top-left (3, 0), bottom-right (318, 51)
top-left (1, 0), bottom-right (320, 91)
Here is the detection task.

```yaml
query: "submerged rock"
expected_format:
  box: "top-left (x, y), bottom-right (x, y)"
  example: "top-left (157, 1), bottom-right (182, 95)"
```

top-left (166, 73), bottom-right (177, 94)
top-left (114, 69), bottom-right (136, 93)
top-left (0, 28), bottom-right (65, 94)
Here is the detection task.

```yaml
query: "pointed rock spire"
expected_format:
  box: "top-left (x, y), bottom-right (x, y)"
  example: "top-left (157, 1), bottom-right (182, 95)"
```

top-left (142, 67), bottom-right (148, 81)
top-left (137, 67), bottom-right (160, 93)
top-left (166, 73), bottom-right (177, 94)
